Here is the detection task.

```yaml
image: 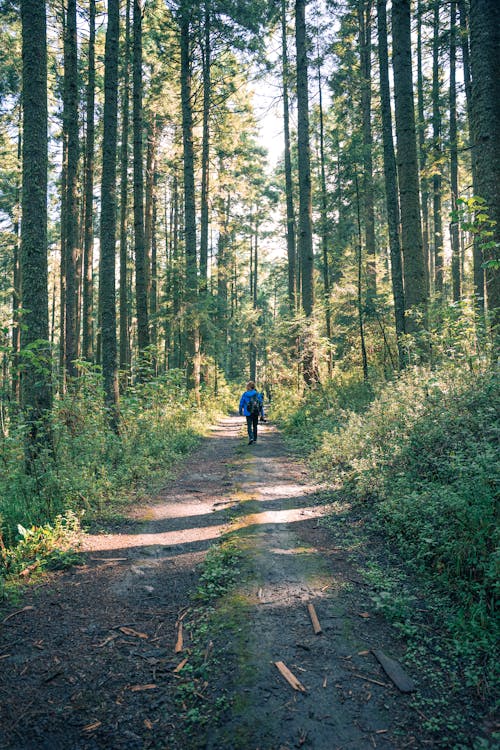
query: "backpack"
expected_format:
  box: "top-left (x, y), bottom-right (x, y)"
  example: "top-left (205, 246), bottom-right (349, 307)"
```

top-left (248, 393), bottom-right (260, 416)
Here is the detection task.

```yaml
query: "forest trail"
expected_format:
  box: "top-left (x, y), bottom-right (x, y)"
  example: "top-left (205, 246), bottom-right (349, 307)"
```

top-left (0, 417), bottom-right (420, 750)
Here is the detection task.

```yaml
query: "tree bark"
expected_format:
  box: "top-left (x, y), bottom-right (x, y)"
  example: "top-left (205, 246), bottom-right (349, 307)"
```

top-left (20, 0), bottom-right (52, 449)
top-left (180, 2), bottom-right (200, 396)
top-left (200, 0), bottom-right (211, 294)
top-left (100, 0), bottom-right (120, 428)
top-left (458, 0), bottom-right (485, 313)
top-left (469, 0), bottom-right (500, 349)
top-left (295, 0), bottom-right (317, 384)
top-left (133, 0), bottom-right (150, 361)
top-left (431, 0), bottom-right (444, 296)
top-left (416, 0), bottom-right (431, 295)
top-left (449, 0), bottom-right (461, 302)
top-left (358, 0), bottom-right (376, 303)
top-left (82, 0), bottom-right (96, 362)
top-left (392, 0), bottom-right (428, 332)
top-left (376, 0), bottom-right (406, 367)
top-left (63, 0), bottom-right (80, 379)
top-left (282, 0), bottom-right (297, 311)
top-left (119, 0), bottom-right (131, 374)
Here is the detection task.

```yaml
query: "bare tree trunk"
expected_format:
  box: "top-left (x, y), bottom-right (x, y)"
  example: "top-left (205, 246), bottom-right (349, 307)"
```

top-left (417, 0), bottom-right (431, 294)
top-left (358, 0), bottom-right (376, 303)
top-left (119, 0), bottom-right (131, 375)
top-left (11, 113), bottom-right (22, 400)
top-left (392, 0), bottom-right (428, 333)
top-left (316, 52), bottom-right (332, 376)
top-left (459, 0), bottom-right (485, 315)
top-left (20, 0), bottom-right (52, 452)
top-left (200, 0), bottom-right (211, 294)
top-left (133, 0), bottom-right (150, 362)
top-left (449, 0), bottom-right (461, 302)
top-left (469, 0), bottom-right (500, 350)
top-left (180, 2), bottom-right (200, 398)
top-left (431, 0), bottom-right (444, 296)
top-left (282, 0), bottom-right (297, 311)
top-left (295, 0), bottom-right (317, 384)
top-left (63, 0), bottom-right (80, 379)
top-left (377, 0), bottom-right (406, 367)
top-left (100, 0), bottom-right (120, 429)
top-left (82, 0), bottom-right (96, 362)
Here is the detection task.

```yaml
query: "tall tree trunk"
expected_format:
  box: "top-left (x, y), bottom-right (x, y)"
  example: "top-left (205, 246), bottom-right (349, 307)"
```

top-left (358, 0), bottom-right (376, 303)
top-left (449, 0), bottom-right (461, 302)
top-left (100, 0), bottom-right (120, 428)
top-left (458, 0), bottom-right (485, 315)
top-left (11, 114), bottom-right (22, 400)
top-left (295, 0), bottom-right (316, 384)
top-left (417, 0), bottom-right (430, 294)
top-left (82, 0), bottom-right (96, 362)
top-left (200, 0), bottom-right (211, 294)
top-left (282, 0), bottom-right (297, 311)
top-left (431, 0), bottom-right (444, 296)
top-left (144, 117), bottom-right (156, 304)
top-left (377, 0), bottom-right (406, 367)
top-left (469, 0), bottom-right (500, 349)
top-left (392, 0), bottom-right (428, 333)
top-left (63, 0), bottom-right (79, 379)
top-left (20, 0), bottom-right (52, 450)
top-left (180, 2), bottom-right (200, 397)
top-left (316, 52), bottom-right (332, 376)
top-left (133, 0), bottom-right (150, 362)
top-left (355, 174), bottom-right (369, 381)
top-left (119, 0), bottom-right (131, 375)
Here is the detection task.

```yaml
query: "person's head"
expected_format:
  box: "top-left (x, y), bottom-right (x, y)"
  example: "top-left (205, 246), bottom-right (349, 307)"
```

top-left (246, 380), bottom-right (255, 391)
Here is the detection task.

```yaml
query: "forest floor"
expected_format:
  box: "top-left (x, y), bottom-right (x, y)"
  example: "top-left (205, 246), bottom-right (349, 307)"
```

top-left (0, 417), bottom-right (492, 750)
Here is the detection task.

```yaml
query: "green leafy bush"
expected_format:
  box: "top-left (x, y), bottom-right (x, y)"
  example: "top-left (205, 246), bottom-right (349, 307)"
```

top-left (281, 365), bottom-right (499, 644)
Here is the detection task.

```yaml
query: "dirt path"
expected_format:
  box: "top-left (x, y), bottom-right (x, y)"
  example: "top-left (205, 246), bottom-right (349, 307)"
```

top-left (1, 417), bottom-right (422, 749)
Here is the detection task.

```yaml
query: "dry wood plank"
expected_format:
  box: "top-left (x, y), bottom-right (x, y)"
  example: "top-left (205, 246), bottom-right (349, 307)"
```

top-left (307, 603), bottom-right (323, 634)
top-left (372, 649), bottom-right (416, 693)
top-left (175, 622), bottom-right (183, 653)
top-left (351, 672), bottom-right (390, 688)
top-left (274, 661), bottom-right (306, 692)
top-left (119, 626), bottom-right (148, 639)
top-left (173, 657), bottom-right (188, 673)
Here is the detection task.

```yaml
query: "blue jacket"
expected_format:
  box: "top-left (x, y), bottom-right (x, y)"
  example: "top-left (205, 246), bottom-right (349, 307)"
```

top-left (239, 389), bottom-right (263, 417)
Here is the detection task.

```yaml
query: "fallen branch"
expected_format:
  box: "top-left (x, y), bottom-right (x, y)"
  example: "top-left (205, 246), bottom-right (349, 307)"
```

top-left (351, 672), bottom-right (391, 688)
top-left (2, 606), bottom-right (35, 624)
top-left (307, 603), bottom-right (322, 635)
top-left (275, 661), bottom-right (306, 692)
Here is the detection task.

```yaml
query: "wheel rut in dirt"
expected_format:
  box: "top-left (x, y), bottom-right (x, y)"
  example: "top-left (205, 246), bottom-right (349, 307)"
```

top-left (203, 421), bottom-right (418, 750)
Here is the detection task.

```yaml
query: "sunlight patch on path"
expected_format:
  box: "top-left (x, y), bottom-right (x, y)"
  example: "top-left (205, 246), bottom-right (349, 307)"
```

top-left (81, 522), bottom-right (227, 552)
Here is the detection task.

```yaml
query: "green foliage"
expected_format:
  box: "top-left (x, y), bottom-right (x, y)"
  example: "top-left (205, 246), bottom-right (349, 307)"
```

top-left (195, 539), bottom-right (244, 603)
top-left (0, 369), bottom-right (231, 593)
top-left (280, 365), bottom-right (499, 656)
top-left (0, 511), bottom-right (82, 582)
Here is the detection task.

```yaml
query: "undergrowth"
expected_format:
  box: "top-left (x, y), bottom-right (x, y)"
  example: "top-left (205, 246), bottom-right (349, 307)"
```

top-left (0, 369), bottom-right (232, 597)
top-left (276, 364), bottom-right (499, 681)
top-left (174, 538), bottom-right (248, 741)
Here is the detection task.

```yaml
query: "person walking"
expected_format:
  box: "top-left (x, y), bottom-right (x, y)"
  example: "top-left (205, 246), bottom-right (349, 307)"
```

top-left (239, 380), bottom-right (264, 444)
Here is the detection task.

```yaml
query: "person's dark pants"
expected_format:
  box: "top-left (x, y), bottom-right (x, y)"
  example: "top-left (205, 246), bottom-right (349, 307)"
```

top-left (246, 414), bottom-right (259, 442)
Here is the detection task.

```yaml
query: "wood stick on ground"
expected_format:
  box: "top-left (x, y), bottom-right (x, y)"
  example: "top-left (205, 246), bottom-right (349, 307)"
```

top-left (275, 661), bottom-right (307, 692)
top-left (175, 622), bottom-right (183, 653)
top-left (307, 603), bottom-right (323, 634)
top-left (352, 672), bottom-right (391, 688)
top-left (372, 649), bottom-right (416, 693)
